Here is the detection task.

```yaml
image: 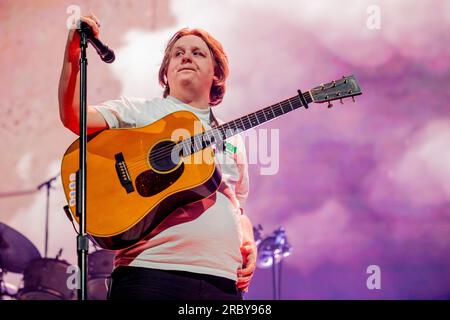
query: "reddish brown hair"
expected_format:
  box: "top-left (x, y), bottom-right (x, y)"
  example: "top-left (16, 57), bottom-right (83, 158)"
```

top-left (158, 28), bottom-right (229, 106)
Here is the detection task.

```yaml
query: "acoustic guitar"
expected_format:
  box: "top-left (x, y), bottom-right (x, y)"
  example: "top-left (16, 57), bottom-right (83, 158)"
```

top-left (61, 75), bottom-right (362, 250)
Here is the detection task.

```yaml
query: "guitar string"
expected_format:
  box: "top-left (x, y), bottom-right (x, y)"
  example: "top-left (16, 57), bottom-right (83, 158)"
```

top-left (118, 86), bottom-right (350, 173)
top-left (124, 95), bottom-right (310, 172)
top-left (123, 98), bottom-right (301, 173)
top-left (125, 89), bottom-right (353, 169)
top-left (123, 98), bottom-right (302, 173)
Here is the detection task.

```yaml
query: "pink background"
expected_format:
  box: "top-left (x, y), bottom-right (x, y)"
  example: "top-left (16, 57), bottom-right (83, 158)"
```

top-left (1, 0), bottom-right (449, 299)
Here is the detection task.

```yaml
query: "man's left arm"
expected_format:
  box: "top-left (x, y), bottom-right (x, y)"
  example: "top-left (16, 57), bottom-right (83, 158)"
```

top-left (233, 134), bottom-right (256, 292)
top-left (237, 212), bottom-right (257, 293)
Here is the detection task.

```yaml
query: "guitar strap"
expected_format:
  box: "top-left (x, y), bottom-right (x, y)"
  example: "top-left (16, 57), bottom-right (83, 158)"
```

top-left (210, 109), bottom-right (242, 215)
top-left (209, 108), bottom-right (219, 128)
top-left (209, 108), bottom-right (226, 152)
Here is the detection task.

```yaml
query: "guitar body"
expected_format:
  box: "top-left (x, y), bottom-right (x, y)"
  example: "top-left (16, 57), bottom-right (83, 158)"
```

top-left (61, 110), bottom-right (221, 250)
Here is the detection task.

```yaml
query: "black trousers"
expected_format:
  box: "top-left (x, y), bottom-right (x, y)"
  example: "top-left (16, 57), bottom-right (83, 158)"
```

top-left (107, 266), bottom-right (243, 300)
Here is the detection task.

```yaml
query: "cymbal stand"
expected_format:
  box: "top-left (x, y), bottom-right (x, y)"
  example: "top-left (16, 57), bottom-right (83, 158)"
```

top-left (37, 174), bottom-right (59, 258)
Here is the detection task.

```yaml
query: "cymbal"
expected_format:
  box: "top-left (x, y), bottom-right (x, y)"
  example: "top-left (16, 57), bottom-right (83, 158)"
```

top-left (0, 222), bottom-right (41, 273)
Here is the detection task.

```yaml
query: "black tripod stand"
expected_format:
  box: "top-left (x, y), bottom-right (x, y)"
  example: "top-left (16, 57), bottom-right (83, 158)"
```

top-left (37, 174), bottom-right (59, 258)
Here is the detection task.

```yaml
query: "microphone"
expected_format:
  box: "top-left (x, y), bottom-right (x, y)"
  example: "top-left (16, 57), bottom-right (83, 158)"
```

top-left (77, 21), bottom-right (115, 63)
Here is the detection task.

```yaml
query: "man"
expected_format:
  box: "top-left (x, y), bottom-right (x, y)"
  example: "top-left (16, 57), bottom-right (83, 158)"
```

top-left (58, 13), bottom-right (257, 300)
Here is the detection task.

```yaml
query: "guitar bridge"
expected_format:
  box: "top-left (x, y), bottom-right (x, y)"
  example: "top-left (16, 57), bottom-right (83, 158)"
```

top-left (115, 153), bottom-right (135, 193)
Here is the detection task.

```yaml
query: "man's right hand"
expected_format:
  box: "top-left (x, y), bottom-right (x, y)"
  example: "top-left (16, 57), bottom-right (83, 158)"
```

top-left (59, 12), bottom-right (109, 135)
top-left (67, 13), bottom-right (101, 60)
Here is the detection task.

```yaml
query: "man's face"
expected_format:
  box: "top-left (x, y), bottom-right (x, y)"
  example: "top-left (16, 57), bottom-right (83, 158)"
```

top-left (166, 35), bottom-right (215, 99)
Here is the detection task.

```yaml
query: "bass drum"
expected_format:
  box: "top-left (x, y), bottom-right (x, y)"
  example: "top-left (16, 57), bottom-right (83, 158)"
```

top-left (88, 250), bottom-right (115, 300)
top-left (19, 258), bottom-right (76, 300)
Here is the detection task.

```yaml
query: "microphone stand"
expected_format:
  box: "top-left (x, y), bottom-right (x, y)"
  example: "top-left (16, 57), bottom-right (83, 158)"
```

top-left (37, 174), bottom-right (59, 258)
top-left (272, 252), bottom-right (283, 300)
top-left (76, 27), bottom-right (90, 301)
top-left (256, 227), bottom-right (292, 300)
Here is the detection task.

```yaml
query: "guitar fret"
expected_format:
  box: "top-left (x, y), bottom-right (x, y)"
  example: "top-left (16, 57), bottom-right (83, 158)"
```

top-left (304, 91), bottom-right (313, 104)
top-left (222, 123), bottom-right (229, 135)
top-left (264, 107), bottom-right (274, 120)
top-left (228, 121), bottom-right (234, 132)
top-left (287, 99), bottom-right (294, 110)
top-left (250, 113), bottom-right (259, 127)
top-left (196, 135), bottom-right (203, 152)
top-left (223, 123), bottom-right (234, 139)
top-left (257, 109), bottom-right (266, 122)
top-left (191, 136), bottom-right (197, 153)
top-left (218, 127), bottom-right (224, 140)
top-left (274, 104), bottom-right (283, 116)
top-left (189, 137), bottom-right (195, 153)
top-left (293, 96), bottom-right (302, 108)
top-left (181, 141), bottom-right (187, 157)
top-left (270, 106), bottom-right (276, 118)
top-left (199, 134), bottom-right (207, 150)
top-left (194, 135), bottom-right (201, 153)
top-left (187, 140), bottom-right (192, 155)
top-left (204, 131), bottom-right (212, 148)
top-left (283, 101), bottom-right (289, 110)
top-left (211, 128), bottom-right (222, 146)
top-left (233, 119), bottom-right (244, 132)
top-left (239, 118), bottom-right (245, 131)
top-left (245, 115), bottom-right (252, 129)
top-left (198, 135), bottom-right (205, 150)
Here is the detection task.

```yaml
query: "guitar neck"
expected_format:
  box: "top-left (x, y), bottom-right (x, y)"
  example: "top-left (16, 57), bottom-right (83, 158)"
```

top-left (179, 91), bottom-right (313, 156)
top-left (217, 91), bottom-right (313, 137)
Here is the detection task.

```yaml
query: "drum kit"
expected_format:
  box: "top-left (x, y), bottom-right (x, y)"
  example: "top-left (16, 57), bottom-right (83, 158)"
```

top-left (1, 177), bottom-right (291, 301)
top-left (1, 221), bottom-right (291, 300)
top-left (0, 222), bottom-right (114, 300)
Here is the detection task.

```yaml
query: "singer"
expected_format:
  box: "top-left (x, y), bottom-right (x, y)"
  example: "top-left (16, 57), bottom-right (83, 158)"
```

top-left (58, 13), bottom-right (257, 300)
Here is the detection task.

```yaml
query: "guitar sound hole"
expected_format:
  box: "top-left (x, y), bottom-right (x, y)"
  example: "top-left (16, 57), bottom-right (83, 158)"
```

top-left (149, 140), bottom-right (180, 172)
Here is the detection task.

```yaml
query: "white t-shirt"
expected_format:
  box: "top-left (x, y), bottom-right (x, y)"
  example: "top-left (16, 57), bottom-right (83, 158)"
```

top-left (92, 95), bottom-right (249, 281)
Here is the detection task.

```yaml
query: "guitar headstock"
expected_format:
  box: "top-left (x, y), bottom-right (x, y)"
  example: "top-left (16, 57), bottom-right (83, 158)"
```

top-left (310, 75), bottom-right (362, 107)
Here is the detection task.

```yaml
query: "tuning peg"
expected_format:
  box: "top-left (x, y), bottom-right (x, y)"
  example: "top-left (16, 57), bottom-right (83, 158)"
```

top-left (340, 98), bottom-right (343, 104)
top-left (352, 96), bottom-right (355, 102)
top-left (342, 76), bottom-right (347, 83)
top-left (332, 81), bottom-right (336, 87)
top-left (327, 101), bottom-right (333, 108)
top-left (321, 83), bottom-right (325, 90)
